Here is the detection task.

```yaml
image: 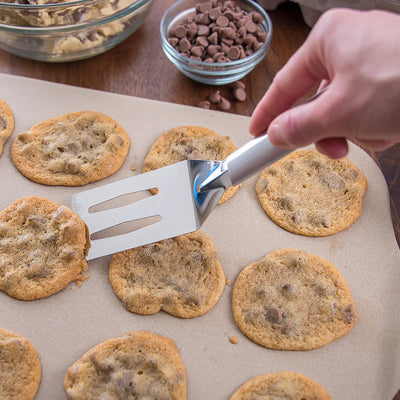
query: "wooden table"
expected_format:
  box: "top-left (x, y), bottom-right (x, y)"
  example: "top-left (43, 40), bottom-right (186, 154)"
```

top-left (0, 1), bottom-right (398, 398)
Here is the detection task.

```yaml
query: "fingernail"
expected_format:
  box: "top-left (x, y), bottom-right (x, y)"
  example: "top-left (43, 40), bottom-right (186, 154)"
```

top-left (267, 124), bottom-right (282, 145)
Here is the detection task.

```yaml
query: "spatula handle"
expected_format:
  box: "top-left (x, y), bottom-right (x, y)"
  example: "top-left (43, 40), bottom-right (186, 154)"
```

top-left (226, 85), bottom-right (330, 187)
top-left (226, 134), bottom-right (290, 186)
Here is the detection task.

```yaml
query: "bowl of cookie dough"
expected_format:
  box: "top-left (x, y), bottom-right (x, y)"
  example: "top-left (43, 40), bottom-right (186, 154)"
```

top-left (0, 0), bottom-right (155, 62)
top-left (160, 0), bottom-right (272, 85)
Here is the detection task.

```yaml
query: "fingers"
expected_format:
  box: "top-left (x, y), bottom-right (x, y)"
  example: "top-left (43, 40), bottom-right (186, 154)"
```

top-left (249, 24), bottom-right (329, 137)
top-left (315, 138), bottom-right (349, 158)
top-left (266, 86), bottom-right (343, 148)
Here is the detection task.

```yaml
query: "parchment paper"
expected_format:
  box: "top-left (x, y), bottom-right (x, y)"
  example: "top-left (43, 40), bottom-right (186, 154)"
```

top-left (0, 73), bottom-right (399, 400)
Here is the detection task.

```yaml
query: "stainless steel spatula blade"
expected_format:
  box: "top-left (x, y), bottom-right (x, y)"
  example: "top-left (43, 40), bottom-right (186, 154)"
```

top-left (72, 160), bottom-right (224, 260)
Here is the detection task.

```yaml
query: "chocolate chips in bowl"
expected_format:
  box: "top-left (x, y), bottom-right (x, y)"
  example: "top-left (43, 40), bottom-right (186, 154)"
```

top-left (160, 0), bottom-right (272, 85)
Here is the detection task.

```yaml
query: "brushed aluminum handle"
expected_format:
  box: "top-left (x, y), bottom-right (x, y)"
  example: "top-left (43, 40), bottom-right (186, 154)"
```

top-left (226, 85), bottom-right (330, 187)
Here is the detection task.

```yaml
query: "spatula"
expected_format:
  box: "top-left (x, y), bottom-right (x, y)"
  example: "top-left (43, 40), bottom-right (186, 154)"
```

top-left (71, 134), bottom-right (289, 260)
top-left (72, 87), bottom-right (329, 260)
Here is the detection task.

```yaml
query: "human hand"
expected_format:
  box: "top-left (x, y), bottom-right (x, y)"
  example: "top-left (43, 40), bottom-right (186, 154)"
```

top-left (249, 8), bottom-right (400, 158)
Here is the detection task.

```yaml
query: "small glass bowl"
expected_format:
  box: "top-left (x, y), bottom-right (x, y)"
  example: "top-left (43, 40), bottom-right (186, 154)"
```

top-left (160, 0), bottom-right (272, 85)
top-left (0, 0), bottom-right (155, 62)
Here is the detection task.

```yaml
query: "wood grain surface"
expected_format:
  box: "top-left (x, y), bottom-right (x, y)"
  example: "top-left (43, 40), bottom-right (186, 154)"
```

top-left (0, 2), bottom-right (398, 397)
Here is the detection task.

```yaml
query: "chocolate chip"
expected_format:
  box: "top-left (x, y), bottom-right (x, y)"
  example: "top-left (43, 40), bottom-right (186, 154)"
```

top-left (0, 115), bottom-right (7, 130)
top-left (65, 161), bottom-right (79, 174)
top-left (256, 31), bottom-right (269, 42)
top-left (196, 12), bottom-right (210, 25)
top-left (197, 24), bottom-right (210, 36)
top-left (196, 2), bottom-right (212, 13)
top-left (220, 42), bottom-right (230, 55)
top-left (196, 36), bottom-right (209, 47)
top-left (73, 7), bottom-right (88, 23)
top-left (66, 141), bottom-right (80, 152)
top-left (174, 25), bottom-right (187, 39)
top-left (227, 45), bottom-right (240, 60)
top-left (209, 7), bottom-right (222, 20)
top-left (253, 41), bottom-right (264, 51)
top-left (233, 87), bottom-right (246, 101)
top-left (213, 52), bottom-right (226, 62)
top-left (221, 37), bottom-right (234, 46)
top-left (197, 100), bottom-right (211, 109)
top-left (344, 304), bottom-right (356, 323)
top-left (252, 11), bottom-right (264, 23)
top-left (208, 31), bottom-right (218, 45)
top-left (168, 37), bottom-right (179, 47)
top-left (208, 90), bottom-right (222, 104)
top-left (207, 44), bottom-right (220, 56)
top-left (243, 35), bottom-right (257, 49)
top-left (220, 27), bottom-right (236, 39)
top-left (179, 37), bottom-right (191, 52)
top-left (232, 80), bottom-right (246, 89)
top-left (264, 306), bottom-right (282, 324)
top-left (237, 25), bottom-right (246, 38)
top-left (245, 19), bottom-right (257, 33)
top-left (191, 45), bottom-right (204, 57)
top-left (216, 15), bottom-right (229, 27)
top-left (223, 10), bottom-right (236, 21)
top-left (217, 96), bottom-right (231, 111)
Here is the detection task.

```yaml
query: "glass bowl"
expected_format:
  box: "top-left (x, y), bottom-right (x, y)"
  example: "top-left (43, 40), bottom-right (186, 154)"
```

top-left (160, 0), bottom-right (272, 85)
top-left (0, 0), bottom-right (155, 62)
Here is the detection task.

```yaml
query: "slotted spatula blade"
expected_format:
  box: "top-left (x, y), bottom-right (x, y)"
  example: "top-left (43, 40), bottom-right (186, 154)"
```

top-left (71, 160), bottom-right (224, 260)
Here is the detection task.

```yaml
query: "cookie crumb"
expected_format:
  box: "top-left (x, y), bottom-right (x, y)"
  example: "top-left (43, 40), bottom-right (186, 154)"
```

top-left (229, 336), bottom-right (239, 344)
top-left (76, 274), bottom-right (89, 287)
top-left (226, 278), bottom-right (232, 286)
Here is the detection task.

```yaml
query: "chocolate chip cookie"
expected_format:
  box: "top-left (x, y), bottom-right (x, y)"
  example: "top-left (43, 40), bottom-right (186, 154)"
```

top-left (142, 125), bottom-right (240, 204)
top-left (0, 97), bottom-right (15, 156)
top-left (230, 371), bottom-right (332, 400)
top-left (64, 331), bottom-right (186, 400)
top-left (109, 231), bottom-right (225, 318)
top-left (11, 111), bottom-right (130, 186)
top-left (232, 249), bottom-right (358, 350)
top-left (0, 196), bottom-right (90, 300)
top-left (256, 149), bottom-right (368, 236)
top-left (0, 326), bottom-right (41, 400)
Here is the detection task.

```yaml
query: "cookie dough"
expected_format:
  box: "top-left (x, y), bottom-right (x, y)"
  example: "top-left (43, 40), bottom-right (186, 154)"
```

top-left (0, 1), bottom-right (143, 56)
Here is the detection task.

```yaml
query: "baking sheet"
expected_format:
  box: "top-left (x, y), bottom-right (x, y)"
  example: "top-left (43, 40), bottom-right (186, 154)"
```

top-left (0, 73), bottom-right (399, 399)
